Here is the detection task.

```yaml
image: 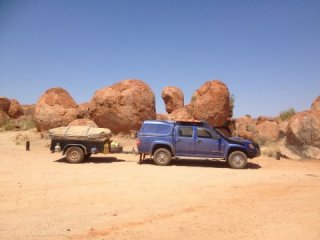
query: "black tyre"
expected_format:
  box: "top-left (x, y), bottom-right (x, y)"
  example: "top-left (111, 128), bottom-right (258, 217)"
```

top-left (228, 151), bottom-right (248, 169)
top-left (65, 147), bottom-right (85, 163)
top-left (153, 148), bottom-right (172, 166)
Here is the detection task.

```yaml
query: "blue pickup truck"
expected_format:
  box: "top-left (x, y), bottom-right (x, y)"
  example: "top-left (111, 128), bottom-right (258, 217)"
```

top-left (136, 120), bottom-right (260, 169)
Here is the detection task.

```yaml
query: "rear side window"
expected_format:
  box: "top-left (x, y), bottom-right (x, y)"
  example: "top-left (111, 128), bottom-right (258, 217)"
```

top-left (178, 127), bottom-right (193, 137)
top-left (142, 123), bottom-right (173, 135)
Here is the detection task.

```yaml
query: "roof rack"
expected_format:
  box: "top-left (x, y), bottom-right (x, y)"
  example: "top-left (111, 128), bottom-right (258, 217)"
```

top-left (174, 120), bottom-right (210, 126)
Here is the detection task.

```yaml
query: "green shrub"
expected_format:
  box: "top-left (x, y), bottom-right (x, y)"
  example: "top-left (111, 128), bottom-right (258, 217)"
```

top-left (2, 120), bottom-right (15, 131)
top-left (21, 118), bottom-right (36, 130)
top-left (279, 108), bottom-right (296, 121)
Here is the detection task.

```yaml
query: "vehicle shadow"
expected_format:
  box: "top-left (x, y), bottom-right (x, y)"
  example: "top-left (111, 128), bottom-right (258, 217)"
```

top-left (55, 156), bottom-right (126, 164)
top-left (141, 158), bottom-right (261, 169)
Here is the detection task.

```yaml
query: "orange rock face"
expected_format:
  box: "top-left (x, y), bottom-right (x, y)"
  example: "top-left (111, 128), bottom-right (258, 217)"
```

top-left (68, 119), bottom-right (98, 128)
top-left (168, 105), bottom-right (195, 121)
top-left (190, 80), bottom-right (230, 127)
top-left (162, 86), bottom-right (184, 114)
top-left (33, 88), bottom-right (80, 131)
top-left (285, 110), bottom-right (320, 160)
top-left (286, 111), bottom-right (320, 147)
top-left (0, 97), bottom-right (11, 113)
top-left (234, 116), bottom-right (257, 141)
top-left (8, 99), bottom-right (23, 119)
top-left (256, 121), bottom-right (280, 142)
top-left (89, 79), bottom-right (156, 134)
top-left (311, 96), bottom-right (320, 112)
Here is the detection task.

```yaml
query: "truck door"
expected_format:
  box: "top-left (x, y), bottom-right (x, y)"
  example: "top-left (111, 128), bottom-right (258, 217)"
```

top-left (195, 127), bottom-right (223, 157)
top-left (175, 126), bottom-right (195, 156)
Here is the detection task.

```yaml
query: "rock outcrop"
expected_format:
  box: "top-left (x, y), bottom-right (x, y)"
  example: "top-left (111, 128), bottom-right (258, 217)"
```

top-left (33, 88), bottom-right (80, 131)
top-left (8, 99), bottom-right (23, 119)
top-left (162, 86), bottom-right (184, 114)
top-left (234, 116), bottom-right (257, 141)
top-left (256, 121), bottom-right (280, 143)
top-left (311, 95), bottom-right (320, 112)
top-left (89, 79), bottom-right (156, 134)
top-left (285, 110), bottom-right (320, 159)
top-left (190, 80), bottom-right (230, 126)
top-left (0, 97), bottom-right (11, 113)
top-left (168, 105), bottom-right (194, 121)
top-left (78, 102), bottom-right (90, 118)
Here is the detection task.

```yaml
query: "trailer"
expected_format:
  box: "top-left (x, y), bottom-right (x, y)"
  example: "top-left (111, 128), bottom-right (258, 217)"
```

top-left (49, 126), bottom-right (122, 163)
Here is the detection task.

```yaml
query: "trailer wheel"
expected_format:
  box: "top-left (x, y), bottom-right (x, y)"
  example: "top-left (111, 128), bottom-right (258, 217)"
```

top-left (228, 151), bottom-right (247, 169)
top-left (65, 147), bottom-right (84, 163)
top-left (153, 148), bottom-right (171, 166)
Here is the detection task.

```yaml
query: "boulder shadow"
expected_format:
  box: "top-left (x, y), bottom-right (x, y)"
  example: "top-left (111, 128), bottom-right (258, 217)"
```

top-left (55, 156), bottom-right (125, 164)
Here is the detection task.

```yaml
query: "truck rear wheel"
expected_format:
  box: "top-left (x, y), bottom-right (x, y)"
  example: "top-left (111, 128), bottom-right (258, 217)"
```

top-left (228, 151), bottom-right (247, 169)
top-left (65, 146), bottom-right (84, 163)
top-left (153, 148), bottom-right (171, 166)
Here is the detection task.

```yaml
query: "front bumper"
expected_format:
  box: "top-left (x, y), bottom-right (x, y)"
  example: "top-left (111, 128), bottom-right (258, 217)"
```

top-left (247, 144), bottom-right (261, 158)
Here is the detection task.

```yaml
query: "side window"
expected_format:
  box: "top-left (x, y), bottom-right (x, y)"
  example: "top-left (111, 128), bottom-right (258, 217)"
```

top-left (178, 127), bottom-right (193, 138)
top-left (197, 128), bottom-right (213, 139)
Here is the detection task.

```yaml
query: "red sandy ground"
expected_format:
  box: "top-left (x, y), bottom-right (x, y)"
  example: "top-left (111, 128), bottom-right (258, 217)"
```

top-left (0, 130), bottom-right (319, 240)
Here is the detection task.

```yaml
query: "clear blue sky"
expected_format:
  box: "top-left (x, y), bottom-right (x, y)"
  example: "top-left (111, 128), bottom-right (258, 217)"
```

top-left (0, 0), bottom-right (319, 117)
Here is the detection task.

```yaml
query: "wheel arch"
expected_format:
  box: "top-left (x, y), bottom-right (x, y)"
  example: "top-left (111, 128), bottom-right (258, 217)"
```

top-left (225, 146), bottom-right (248, 159)
top-left (151, 144), bottom-right (173, 156)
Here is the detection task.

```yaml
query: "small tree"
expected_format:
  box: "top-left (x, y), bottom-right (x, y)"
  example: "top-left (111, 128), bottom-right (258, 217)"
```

top-left (279, 108), bottom-right (296, 121)
top-left (229, 94), bottom-right (235, 118)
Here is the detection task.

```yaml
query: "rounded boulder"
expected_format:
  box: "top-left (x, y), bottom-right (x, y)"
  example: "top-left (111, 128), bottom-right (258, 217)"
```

top-left (89, 79), bottom-right (156, 134)
top-left (190, 80), bottom-right (230, 126)
top-left (286, 111), bottom-right (320, 148)
top-left (8, 99), bottom-right (24, 119)
top-left (33, 88), bottom-right (80, 131)
top-left (311, 96), bottom-right (320, 112)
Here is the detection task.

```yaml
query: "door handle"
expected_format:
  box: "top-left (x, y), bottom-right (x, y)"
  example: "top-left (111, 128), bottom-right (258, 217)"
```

top-left (177, 139), bottom-right (182, 142)
top-left (197, 139), bottom-right (202, 143)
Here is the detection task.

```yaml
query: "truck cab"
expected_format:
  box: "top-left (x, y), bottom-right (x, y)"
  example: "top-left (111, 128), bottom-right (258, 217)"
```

top-left (136, 120), bottom-right (260, 169)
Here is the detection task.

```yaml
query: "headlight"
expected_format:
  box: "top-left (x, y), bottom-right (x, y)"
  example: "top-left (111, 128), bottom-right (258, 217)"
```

top-left (249, 143), bottom-right (255, 149)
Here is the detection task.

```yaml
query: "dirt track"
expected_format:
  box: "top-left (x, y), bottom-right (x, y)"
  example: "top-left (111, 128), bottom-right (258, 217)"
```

top-left (0, 130), bottom-right (320, 240)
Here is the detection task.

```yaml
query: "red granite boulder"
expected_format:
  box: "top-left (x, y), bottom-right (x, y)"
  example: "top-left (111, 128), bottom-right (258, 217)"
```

top-left (190, 80), bottom-right (230, 126)
top-left (89, 79), bottom-right (156, 134)
top-left (33, 88), bottom-right (80, 131)
top-left (162, 86), bottom-right (184, 114)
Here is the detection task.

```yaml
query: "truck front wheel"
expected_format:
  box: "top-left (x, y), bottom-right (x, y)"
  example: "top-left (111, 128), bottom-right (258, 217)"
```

top-left (228, 151), bottom-right (247, 169)
top-left (65, 147), bottom-right (85, 163)
top-left (153, 148), bottom-right (172, 166)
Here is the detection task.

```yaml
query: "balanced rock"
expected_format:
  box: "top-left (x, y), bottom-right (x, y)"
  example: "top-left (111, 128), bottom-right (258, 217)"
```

top-left (8, 99), bottom-right (24, 119)
top-left (89, 79), bottom-right (156, 134)
top-left (162, 86), bottom-right (184, 114)
top-left (311, 96), bottom-right (320, 112)
top-left (190, 80), bottom-right (230, 126)
top-left (33, 88), bottom-right (80, 131)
